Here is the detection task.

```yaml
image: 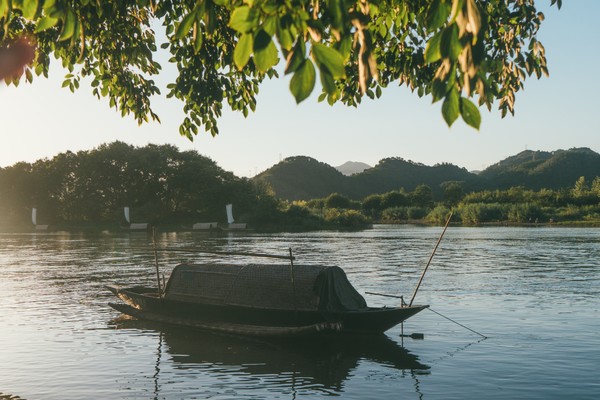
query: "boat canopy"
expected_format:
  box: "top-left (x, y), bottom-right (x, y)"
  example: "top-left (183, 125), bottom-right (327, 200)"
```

top-left (164, 263), bottom-right (367, 312)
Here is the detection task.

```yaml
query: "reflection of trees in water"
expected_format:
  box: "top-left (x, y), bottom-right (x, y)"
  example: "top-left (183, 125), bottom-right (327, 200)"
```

top-left (111, 317), bottom-right (429, 398)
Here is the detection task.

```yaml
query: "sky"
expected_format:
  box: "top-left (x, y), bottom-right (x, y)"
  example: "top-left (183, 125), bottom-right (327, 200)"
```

top-left (1, 2), bottom-right (598, 178)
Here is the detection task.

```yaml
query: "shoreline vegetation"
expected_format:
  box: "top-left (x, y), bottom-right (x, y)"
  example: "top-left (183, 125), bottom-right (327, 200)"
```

top-left (1, 143), bottom-right (599, 233)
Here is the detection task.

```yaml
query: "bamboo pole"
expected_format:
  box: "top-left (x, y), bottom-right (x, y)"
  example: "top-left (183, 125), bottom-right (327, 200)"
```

top-left (289, 248), bottom-right (298, 316)
top-left (152, 227), bottom-right (163, 299)
top-left (408, 212), bottom-right (453, 307)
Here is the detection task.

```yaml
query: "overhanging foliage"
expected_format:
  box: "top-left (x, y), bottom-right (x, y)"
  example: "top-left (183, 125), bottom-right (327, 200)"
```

top-left (0, 0), bottom-right (561, 137)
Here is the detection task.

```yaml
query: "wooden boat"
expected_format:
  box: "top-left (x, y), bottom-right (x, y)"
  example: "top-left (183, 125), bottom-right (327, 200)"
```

top-left (107, 261), bottom-right (428, 337)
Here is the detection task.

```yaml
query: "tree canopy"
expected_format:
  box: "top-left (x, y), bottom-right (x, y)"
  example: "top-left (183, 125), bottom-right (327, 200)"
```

top-left (0, 0), bottom-right (561, 137)
top-left (0, 141), bottom-right (261, 225)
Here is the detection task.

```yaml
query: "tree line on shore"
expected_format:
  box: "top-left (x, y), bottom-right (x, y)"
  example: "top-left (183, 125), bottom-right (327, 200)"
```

top-left (0, 142), bottom-right (372, 231)
top-left (1, 142), bottom-right (598, 231)
top-left (298, 178), bottom-right (600, 227)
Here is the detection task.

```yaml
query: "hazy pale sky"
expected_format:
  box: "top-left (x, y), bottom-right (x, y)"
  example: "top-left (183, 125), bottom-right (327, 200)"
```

top-left (1, 2), bottom-right (598, 177)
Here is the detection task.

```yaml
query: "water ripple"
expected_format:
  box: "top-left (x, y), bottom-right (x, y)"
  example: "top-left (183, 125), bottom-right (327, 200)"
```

top-left (1, 227), bottom-right (599, 399)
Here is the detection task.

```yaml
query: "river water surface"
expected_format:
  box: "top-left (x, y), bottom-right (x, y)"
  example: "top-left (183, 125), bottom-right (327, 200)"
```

top-left (1, 225), bottom-right (599, 399)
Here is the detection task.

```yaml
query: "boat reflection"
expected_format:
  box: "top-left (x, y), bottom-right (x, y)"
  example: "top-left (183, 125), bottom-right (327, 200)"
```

top-left (109, 316), bottom-right (429, 393)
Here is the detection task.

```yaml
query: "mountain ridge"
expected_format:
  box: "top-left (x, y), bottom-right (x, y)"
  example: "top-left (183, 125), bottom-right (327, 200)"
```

top-left (254, 148), bottom-right (600, 201)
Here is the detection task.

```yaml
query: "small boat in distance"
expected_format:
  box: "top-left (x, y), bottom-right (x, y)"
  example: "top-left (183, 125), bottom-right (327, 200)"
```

top-left (107, 250), bottom-right (428, 337)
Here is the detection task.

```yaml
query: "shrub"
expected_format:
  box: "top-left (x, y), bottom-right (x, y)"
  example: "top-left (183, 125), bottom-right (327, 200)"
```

top-left (362, 194), bottom-right (383, 216)
top-left (323, 208), bottom-right (370, 229)
top-left (427, 205), bottom-right (452, 224)
top-left (457, 203), bottom-right (508, 224)
top-left (325, 193), bottom-right (357, 209)
top-left (507, 203), bottom-right (545, 223)
top-left (381, 190), bottom-right (409, 209)
top-left (282, 204), bottom-right (322, 230)
top-left (406, 206), bottom-right (429, 220)
top-left (381, 207), bottom-right (407, 222)
top-left (305, 198), bottom-right (325, 210)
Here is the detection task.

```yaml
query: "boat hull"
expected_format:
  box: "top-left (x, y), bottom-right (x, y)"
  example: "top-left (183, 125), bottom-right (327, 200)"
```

top-left (107, 285), bottom-right (427, 337)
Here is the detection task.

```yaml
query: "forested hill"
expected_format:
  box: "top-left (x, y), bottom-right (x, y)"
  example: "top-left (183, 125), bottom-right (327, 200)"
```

top-left (478, 148), bottom-right (600, 190)
top-left (350, 158), bottom-right (478, 199)
top-left (253, 156), bottom-right (349, 200)
top-left (253, 156), bottom-right (477, 200)
top-left (253, 148), bottom-right (600, 201)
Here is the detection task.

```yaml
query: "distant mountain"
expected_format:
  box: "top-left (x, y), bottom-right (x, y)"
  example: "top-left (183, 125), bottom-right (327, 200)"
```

top-left (479, 148), bottom-right (600, 190)
top-left (254, 156), bottom-right (477, 200)
top-left (254, 156), bottom-right (349, 200)
top-left (253, 148), bottom-right (600, 201)
top-left (350, 158), bottom-right (478, 198)
top-left (335, 161), bottom-right (371, 176)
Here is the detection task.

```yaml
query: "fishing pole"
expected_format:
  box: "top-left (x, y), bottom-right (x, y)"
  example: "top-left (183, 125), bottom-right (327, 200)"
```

top-left (152, 227), bottom-right (163, 299)
top-left (408, 212), bottom-right (453, 307)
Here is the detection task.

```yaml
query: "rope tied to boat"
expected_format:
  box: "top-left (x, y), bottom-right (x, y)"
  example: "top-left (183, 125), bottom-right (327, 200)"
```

top-left (365, 291), bottom-right (487, 339)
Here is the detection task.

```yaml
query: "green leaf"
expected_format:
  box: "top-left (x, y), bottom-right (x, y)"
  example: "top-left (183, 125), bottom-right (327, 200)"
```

top-left (427, 0), bottom-right (451, 31)
top-left (58, 10), bottom-right (76, 41)
top-left (193, 25), bottom-right (203, 53)
top-left (328, 0), bottom-right (344, 31)
top-left (277, 16), bottom-right (294, 51)
top-left (34, 63), bottom-right (44, 76)
top-left (290, 59), bottom-right (316, 103)
top-left (284, 40), bottom-right (305, 75)
top-left (442, 88), bottom-right (459, 126)
top-left (204, 3), bottom-right (216, 37)
top-left (424, 31), bottom-right (443, 64)
top-left (460, 97), bottom-right (481, 129)
top-left (431, 79), bottom-right (447, 103)
top-left (35, 16), bottom-right (59, 33)
top-left (312, 44), bottom-right (346, 79)
top-left (378, 21), bottom-right (388, 38)
top-left (320, 68), bottom-right (336, 95)
top-left (253, 30), bottom-right (278, 73)
top-left (0, 0), bottom-right (9, 18)
top-left (440, 25), bottom-right (461, 60)
top-left (175, 11), bottom-right (196, 40)
top-left (22, 0), bottom-right (39, 20)
top-left (234, 33), bottom-right (253, 70)
top-left (337, 35), bottom-right (352, 61)
top-left (263, 15), bottom-right (277, 36)
top-left (229, 6), bottom-right (259, 34)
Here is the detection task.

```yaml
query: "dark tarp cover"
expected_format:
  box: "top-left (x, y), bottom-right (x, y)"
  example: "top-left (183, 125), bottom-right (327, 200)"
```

top-left (165, 263), bottom-right (367, 312)
top-left (314, 266), bottom-right (367, 312)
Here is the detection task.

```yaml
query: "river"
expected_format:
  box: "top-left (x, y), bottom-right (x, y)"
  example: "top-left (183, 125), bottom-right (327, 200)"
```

top-left (1, 225), bottom-right (599, 399)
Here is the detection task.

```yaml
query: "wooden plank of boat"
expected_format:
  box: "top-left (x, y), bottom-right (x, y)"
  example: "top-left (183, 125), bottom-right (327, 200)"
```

top-left (108, 302), bottom-right (343, 337)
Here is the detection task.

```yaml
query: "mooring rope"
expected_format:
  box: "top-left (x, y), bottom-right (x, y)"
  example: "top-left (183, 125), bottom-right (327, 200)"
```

top-left (427, 307), bottom-right (487, 339)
